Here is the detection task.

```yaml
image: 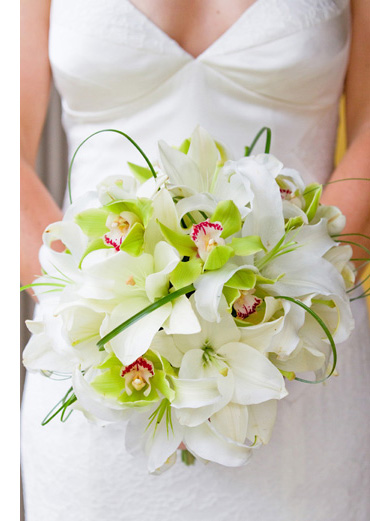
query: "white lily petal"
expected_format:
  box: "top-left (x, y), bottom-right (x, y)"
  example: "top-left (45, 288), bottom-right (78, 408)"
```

top-left (72, 368), bottom-right (130, 422)
top-left (225, 156), bottom-right (284, 249)
top-left (125, 406), bottom-right (184, 473)
top-left (79, 250), bottom-right (153, 301)
top-left (178, 349), bottom-right (206, 379)
top-left (312, 205), bottom-right (346, 235)
top-left (145, 242), bottom-right (180, 302)
top-left (239, 317), bottom-right (285, 354)
top-left (22, 330), bottom-right (77, 373)
top-left (152, 188), bottom-right (183, 233)
top-left (247, 400), bottom-right (277, 445)
top-left (175, 193), bottom-right (218, 221)
top-left (187, 126), bottom-right (219, 193)
top-left (269, 299), bottom-right (306, 359)
top-left (163, 295), bottom-right (201, 335)
top-left (171, 377), bottom-right (223, 409)
top-left (184, 420), bottom-right (252, 467)
top-left (210, 403), bottom-right (249, 444)
top-left (158, 140), bottom-right (203, 192)
top-left (106, 300), bottom-right (173, 365)
top-left (149, 331), bottom-right (184, 367)
top-left (212, 169), bottom-right (253, 218)
top-left (43, 221), bottom-right (88, 263)
top-left (282, 200), bottom-right (308, 222)
top-left (63, 191), bottom-right (101, 222)
top-left (263, 255), bottom-right (347, 301)
top-left (218, 342), bottom-right (288, 404)
top-left (97, 175), bottom-right (139, 204)
top-left (137, 173), bottom-right (168, 199)
top-left (271, 343), bottom-right (325, 373)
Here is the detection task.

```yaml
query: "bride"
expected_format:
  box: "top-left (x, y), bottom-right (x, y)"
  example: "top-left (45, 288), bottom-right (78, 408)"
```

top-left (21, 0), bottom-right (370, 519)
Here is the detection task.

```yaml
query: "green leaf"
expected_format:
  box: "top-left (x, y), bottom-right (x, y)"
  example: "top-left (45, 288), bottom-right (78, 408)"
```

top-left (120, 222), bottom-right (145, 256)
top-left (75, 208), bottom-right (109, 238)
top-left (229, 235), bottom-right (265, 256)
top-left (224, 269), bottom-right (257, 290)
top-left (170, 258), bottom-right (203, 290)
top-left (127, 161), bottom-right (153, 183)
top-left (303, 184), bottom-right (322, 221)
top-left (157, 221), bottom-right (196, 257)
top-left (210, 200), bottom-right (242, 239)
top-left (79, 238), bottom-right (110, 268)
top-left (203, 245), bottom-right (235, 271)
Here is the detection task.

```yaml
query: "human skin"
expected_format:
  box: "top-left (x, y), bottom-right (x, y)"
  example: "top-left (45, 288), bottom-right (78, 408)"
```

top-left (20, 0), bottom-right (370, 291)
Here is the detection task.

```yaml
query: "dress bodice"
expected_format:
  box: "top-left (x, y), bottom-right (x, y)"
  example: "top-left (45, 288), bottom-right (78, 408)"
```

top-left (49, 0), bottom-right (351, 204)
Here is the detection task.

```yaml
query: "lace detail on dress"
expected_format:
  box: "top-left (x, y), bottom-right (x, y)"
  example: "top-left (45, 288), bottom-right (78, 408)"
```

top-left (50, 0), bottom-right (186, 56)
top-left (50, 0), bottom-right (350, 58)
top-left (209, 0), bottom-right (350, 55)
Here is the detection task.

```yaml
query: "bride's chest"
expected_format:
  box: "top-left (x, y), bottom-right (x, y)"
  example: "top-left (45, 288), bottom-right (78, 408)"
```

top-left (49, 0), bottom-right (351, 114)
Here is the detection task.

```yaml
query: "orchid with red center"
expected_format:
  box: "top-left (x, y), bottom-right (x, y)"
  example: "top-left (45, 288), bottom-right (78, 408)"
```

top-left (121, 356), bottom-right (155, 396)
top-left (104, 211), bottom-right (140, 251)
top-left (233, 289), bottom-right (262, 320)
top-left (191, 220), bottom-right (225, 261)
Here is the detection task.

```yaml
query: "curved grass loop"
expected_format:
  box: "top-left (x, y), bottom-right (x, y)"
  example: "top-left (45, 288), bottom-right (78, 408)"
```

top-left (276, 296), bottom-right (337, 385)
top-left (68, 129), bottom-right (157, 204)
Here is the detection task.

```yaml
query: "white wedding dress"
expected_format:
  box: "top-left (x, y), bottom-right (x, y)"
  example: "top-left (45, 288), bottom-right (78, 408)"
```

top-left (21, 0), bottom-right (370, 519)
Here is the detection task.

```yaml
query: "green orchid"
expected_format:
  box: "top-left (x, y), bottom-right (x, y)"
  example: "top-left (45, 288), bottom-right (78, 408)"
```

top-left (75, 198), bottom-right (153, 257)
top-left (91, 350), bottom-right (175, 407)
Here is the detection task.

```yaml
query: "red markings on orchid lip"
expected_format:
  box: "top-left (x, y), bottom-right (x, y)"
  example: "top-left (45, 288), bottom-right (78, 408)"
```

top-left (280, 188), bottom-right (292, 199)
top-left (233, 291), bottom-right (262, 319)
top-left (120, 357), bottom-right (154, 378)
top-left (235, 298), bottom-right (262, 319)
top-left (104, 234), bottom-right (122, 252)
top-left (191, 220), bottom-right (223, 242)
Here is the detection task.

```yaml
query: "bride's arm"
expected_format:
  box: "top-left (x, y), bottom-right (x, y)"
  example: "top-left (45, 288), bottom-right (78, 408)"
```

top-left (20, 0), bottom-right (63, 290)
top-left (321, 0), bottom-right (370, 267)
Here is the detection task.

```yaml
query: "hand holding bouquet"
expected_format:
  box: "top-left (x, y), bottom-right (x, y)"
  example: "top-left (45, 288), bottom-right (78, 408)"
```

top-left (23, 126), bottom-right (357, 473)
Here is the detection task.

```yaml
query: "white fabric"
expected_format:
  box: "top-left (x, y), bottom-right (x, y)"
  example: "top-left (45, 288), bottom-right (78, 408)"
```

top-left (21, 0), bottom-right (370, 519)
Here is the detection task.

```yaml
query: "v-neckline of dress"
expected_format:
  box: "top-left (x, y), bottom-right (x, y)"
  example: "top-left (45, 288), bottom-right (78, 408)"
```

top-left (124, 0), bottom-right (265, 60)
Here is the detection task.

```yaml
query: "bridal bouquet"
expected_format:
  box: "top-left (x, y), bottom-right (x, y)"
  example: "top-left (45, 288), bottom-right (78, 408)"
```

top-left (22, 126), bottom-right (356, 473)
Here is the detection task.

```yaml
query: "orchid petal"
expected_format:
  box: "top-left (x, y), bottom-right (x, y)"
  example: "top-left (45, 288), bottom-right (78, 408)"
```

top-left (194, 263), bottom-right (257, 322)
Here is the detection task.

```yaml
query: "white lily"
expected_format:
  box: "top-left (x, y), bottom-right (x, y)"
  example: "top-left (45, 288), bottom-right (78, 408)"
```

top-left (324, 244), bottom-right (355, 289)
top-left (79, 241), bottom-right (200, 364)
top-left (159, 126), bottom-right (253, 220)
top-left (311, 204), bottom-right (346, 235)
top-left (223, 154), bottom-right (285, 250)
top-left (152, 296), bottom-right (287, 429)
